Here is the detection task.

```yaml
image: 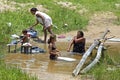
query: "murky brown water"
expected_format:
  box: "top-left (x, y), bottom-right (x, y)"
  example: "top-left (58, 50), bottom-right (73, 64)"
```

top-left (4, 42), bottom-right (120, 80)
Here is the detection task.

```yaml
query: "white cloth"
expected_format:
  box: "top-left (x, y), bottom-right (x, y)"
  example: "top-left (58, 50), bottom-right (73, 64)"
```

top-left (35, 11), bottom-right (52, 28)
top-left (22, 43), bottom-right (32, 46)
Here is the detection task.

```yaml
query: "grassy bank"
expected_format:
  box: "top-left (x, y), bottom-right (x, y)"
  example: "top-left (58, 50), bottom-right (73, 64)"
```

top-left (82, 46), bottom-right (120, 80)
top-left (88, 53), bottom-right (120, 80)
top-left (1, 0), bottom-right (120, 44)
top-left (0, 61), bottom-right (37, 80)
top-left (0, 45), bottom-right (38, 80)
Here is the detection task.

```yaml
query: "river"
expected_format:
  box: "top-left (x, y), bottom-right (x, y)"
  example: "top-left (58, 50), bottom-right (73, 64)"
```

top-left (4, 41), bottom-right (120, 80)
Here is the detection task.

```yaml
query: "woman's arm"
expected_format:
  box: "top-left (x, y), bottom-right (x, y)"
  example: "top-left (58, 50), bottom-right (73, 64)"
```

top-left (67, 37), bottom-right (75, 52)
top-left (74, 37), bottom-right (85, 43)
top-left (30, 19), bottom-right (39, 29)
top-left (48, 44), bottom-right (60, 56)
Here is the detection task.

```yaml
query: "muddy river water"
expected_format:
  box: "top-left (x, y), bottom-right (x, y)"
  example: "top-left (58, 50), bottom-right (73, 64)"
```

top-left (4, 42), bottom-right (120, 80)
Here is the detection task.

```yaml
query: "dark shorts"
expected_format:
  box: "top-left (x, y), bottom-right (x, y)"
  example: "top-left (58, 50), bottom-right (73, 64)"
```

top-left (49, 54), bottom-right (57, 60)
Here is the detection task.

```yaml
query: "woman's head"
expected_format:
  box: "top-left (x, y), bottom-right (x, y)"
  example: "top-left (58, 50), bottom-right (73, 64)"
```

top-left (30, 8), bottom-right (38, 15)
top-left (77, 30), bottom-right (84, 38)
top-left (48, 34), bottom-right (56, 44)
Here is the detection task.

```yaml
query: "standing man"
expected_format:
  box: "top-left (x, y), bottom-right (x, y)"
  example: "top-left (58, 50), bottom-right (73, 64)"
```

top-left (30, 7), bottom-right (54, 43)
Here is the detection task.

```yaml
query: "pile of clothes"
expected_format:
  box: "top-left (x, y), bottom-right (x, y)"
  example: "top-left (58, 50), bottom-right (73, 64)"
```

top-left (31, 46), bottom-right (46, 53)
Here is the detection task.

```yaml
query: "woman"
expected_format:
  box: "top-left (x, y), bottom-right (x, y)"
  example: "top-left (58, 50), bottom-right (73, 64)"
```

top-left (67, 30), bottom-right (86, 54)
top-left (48, 34), bottom-right (60, 60)
top-left (30, 8), bottom-right (54, 43)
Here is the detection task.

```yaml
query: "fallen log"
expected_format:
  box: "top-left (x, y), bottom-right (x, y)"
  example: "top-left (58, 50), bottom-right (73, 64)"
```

top-left (80, 43), bottom-right (104, 73)
top-left (72, 29), bottom-right (110, 76)
top-left (72, 40), bottom-right (99, 76)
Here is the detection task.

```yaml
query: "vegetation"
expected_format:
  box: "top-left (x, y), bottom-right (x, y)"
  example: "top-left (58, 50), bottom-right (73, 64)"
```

top-left (0, 61), bottom-right (37, 80)
top-left (1, 0), bottom-right (120, 44)
top-left (0, 0), bottom-right (120, 80)
top-left (88, 52), bottom-right (120, 80)
top-left (0, 45), bottom-right (38, 80)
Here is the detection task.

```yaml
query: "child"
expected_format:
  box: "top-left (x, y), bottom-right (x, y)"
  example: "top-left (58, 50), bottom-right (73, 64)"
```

top-left (30, 7), bottom-right (54, 43)
top-left (20, 29), bottom-right (31, 53)
top-left (21, 29), bottom-right (31, 44)
top-left (48, 34), bottom-right (60, 60)
top-left (67, 30), bottom-right (86, 54)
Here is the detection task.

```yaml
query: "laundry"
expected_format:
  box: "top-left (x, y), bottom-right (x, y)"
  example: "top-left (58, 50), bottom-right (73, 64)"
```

top-left (9, 40), bottom-right (18, 45)
top-left (11, 34), bottom-right (20, 39)
top-left (31, 46), bottom-right (46, 53)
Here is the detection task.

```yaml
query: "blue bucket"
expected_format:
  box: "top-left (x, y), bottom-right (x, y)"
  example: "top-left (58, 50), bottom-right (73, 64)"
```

top-left (27, 29), bottom-right (37, 38)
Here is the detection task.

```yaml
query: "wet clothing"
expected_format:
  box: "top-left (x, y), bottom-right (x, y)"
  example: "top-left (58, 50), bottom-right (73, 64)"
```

top-left (35, 11), bottom-right (52, 28)
top-left (73, 42), bottom-right (85, 53)
top-left (49, 45), bottom-right (57, 60)
top-left (49, 54), bottom-right (57, 60)
top-left (52, 46), bottom-right (56, 50)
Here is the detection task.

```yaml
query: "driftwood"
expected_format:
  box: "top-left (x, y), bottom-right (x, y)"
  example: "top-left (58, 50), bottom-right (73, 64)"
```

top-left (80, 43), bottom-right (104, 73)
top-left (72, 29), bottom-right (110, 76)
top-left (108, 38), bottom-right (120, 42)
top-left (72, 40), bottom-right (99, 76)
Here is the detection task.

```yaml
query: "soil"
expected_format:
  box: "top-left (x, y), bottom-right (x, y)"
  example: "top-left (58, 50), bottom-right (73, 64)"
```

top-left (57, 11), bottom-right (120, 44)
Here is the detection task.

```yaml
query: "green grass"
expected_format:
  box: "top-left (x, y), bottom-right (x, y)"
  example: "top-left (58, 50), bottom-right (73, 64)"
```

top-left (89, 63), bottom-right (120, 80)
top-left (1, 0), bottom-right (120, 43)
top-left (1, 0), bottom-right (120, 41)
top-left (0, 61), bottom-right (38, 80)
top-left (87, 51), bottom-right (120, 80)
top-left (0, 0), bottom-right (89, 43)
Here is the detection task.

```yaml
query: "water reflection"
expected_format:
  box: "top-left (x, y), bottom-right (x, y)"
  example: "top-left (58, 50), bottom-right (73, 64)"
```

top-left (4, 42), bottom-right (82, 74)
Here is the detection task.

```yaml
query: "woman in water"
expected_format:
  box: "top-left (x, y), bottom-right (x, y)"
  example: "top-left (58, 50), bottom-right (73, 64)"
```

top-left (67, 30), bottom-right (86, 54)
top-left (48, 34), bottom-right (60, 60)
